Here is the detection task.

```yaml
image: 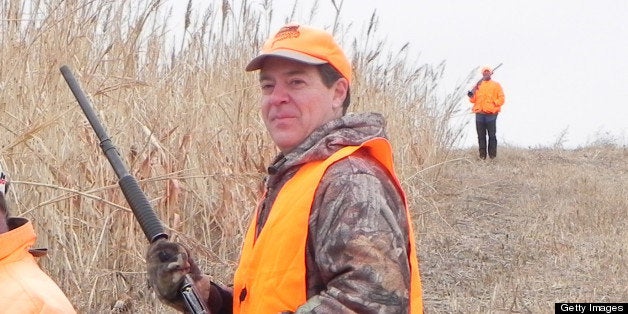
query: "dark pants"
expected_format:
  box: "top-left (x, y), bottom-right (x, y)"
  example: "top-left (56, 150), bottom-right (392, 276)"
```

top-left (475, 113), bottom-right (498, 159)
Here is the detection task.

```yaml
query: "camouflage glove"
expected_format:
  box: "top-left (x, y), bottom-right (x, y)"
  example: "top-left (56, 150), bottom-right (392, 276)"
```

top-left (146, 239), bottom-right (201, 311)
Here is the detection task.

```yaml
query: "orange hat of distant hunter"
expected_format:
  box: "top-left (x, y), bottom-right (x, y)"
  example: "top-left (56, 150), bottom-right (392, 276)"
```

top-left (481, 66), bottom-right (492, 74)
top-left (245, 24), bottom-right (352, 84)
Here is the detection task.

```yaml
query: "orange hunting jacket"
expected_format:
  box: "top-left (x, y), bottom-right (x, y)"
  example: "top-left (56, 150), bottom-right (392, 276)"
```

top-left (0, 218), bottom-right (76, 313)
top-left (232, 138), bottom-right (422, 313)
top-left (470, 80), bottom-right (505, 114)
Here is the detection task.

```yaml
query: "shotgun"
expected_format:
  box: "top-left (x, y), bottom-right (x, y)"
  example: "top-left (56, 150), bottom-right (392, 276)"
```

top-left (60, 65), bottom-right (208, 314)
top-left (467, 63), bottom-right (502, 97)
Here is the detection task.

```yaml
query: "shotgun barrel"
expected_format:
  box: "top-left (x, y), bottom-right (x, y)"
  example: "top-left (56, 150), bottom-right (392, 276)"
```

top-left (60, 65), bottom-right (207, 314)
top-left (468, 63), bottom-right (503, 97)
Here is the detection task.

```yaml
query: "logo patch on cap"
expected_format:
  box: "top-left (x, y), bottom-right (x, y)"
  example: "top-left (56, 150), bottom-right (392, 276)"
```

top-left (270, 25), bottom-right (301, 48)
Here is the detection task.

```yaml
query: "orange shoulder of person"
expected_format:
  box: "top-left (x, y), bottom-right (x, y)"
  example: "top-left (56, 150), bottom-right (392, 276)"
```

top-left (0, 219), bottom-right (77, 313)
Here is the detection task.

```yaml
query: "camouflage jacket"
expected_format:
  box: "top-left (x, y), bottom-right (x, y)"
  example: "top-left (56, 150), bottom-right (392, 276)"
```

top-left (257, 112), bottom-right (413, 313)
top-left (212, 113), bottom-right (414, 313)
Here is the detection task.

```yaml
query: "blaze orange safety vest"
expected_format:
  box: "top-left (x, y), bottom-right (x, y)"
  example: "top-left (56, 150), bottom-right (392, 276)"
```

top-left (232, 137), bottom-right (423, 313)
top-left (470, 80), bottom-right (505, 114)
top-left (0, 219), bottom-right (77, 313)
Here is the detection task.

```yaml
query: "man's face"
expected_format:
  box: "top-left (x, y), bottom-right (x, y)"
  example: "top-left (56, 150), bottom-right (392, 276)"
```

top-left (259, 57), bottom-right (348, 154)
top-left (482, 70), bottom-right (492, 80)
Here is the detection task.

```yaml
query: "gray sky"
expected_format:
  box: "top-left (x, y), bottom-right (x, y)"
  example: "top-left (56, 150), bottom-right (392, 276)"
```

top-left (170, 0), bottom-right (627, 148)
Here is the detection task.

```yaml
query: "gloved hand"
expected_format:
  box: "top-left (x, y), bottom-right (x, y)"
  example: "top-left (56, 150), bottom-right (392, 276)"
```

top-left (146, 239), bottom-right (202, 311)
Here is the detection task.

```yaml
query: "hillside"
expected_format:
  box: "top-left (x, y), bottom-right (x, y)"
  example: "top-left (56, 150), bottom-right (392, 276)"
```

top-left (417, 145), bottom-right (627, 312)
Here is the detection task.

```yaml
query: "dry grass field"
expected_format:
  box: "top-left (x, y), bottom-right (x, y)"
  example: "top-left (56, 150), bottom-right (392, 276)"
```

top-left (419, 146), bottom-right (627, 313)
top-left (1, 1), bottom-right (626, 313)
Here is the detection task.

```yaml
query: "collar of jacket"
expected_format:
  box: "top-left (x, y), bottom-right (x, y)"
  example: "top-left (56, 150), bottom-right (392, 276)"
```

top-left (1, 218), bottom-right (47, 260)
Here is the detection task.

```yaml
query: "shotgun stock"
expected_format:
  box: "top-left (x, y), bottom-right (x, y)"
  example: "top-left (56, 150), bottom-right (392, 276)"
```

top-left (60, 65), bottom-right (208, 314)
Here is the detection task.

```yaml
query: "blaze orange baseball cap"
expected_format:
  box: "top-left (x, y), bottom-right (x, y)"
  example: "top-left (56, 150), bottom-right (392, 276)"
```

top-left (481, 66), bottom-right (492, 74)
top-left (245, 24), bottom-right (352, 84)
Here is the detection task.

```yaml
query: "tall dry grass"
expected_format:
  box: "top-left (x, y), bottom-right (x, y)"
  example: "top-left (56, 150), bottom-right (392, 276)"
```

top-left (1, 0), bottom-right (467, 312)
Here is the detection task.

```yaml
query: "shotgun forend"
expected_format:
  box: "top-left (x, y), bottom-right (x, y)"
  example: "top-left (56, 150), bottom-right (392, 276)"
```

top-left (60, 65), bottom-right (207, 314)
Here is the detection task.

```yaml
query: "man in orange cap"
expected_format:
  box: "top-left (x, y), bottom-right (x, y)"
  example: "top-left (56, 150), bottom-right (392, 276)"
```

top-left (468, 66), bottom-right (505, 159)
top-left (0, 167), bottom-right (76, 313)
top-left (146, 24), bottom-right (423, 313)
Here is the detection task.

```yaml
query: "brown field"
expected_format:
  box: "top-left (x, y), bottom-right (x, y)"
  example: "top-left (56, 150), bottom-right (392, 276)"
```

top-left (1, 1), bottom-right (626, 313)
top-left (420, 146), bottom-right (627, 312)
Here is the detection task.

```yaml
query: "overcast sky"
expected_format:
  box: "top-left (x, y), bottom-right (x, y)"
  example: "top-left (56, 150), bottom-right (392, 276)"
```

top-left (170, 0), bottom-right (627, 149)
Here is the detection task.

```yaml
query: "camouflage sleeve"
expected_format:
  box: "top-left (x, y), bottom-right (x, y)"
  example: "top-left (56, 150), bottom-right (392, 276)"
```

top-left (297, 155), bottom-right (412, 314)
